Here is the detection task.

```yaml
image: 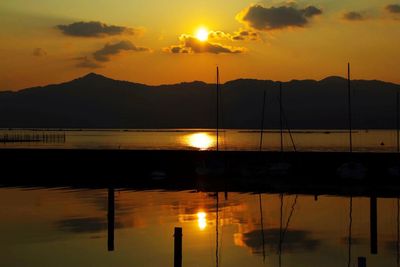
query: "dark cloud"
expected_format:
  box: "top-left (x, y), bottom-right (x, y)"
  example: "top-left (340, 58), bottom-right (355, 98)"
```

top-left (165, 34), bottom-right (245, 54)
top-left (57, 21), bottom-right (135, 37)
top-left (386, 4), bottom-right (400, 13)
top-left (33, 48), bottom-right (47, 57)
top-left (242, 228), bottom-right (320, 254)
top-left (93, 40), bottom-right (149, 62)
top-left (75, 56), bottom-right (102, 68)
top-left (238, 4), bottom-right (322, 31)
top-left (232, 29), bottom-right (259, 41)
top-left (343, 11), bottom-right (365, 21)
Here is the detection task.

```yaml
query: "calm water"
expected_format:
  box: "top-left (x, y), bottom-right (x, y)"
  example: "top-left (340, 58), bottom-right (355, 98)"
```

top-left (0, 187), bottom-right (399, 267)
top-left (0, 129), bottom-right (399, 152)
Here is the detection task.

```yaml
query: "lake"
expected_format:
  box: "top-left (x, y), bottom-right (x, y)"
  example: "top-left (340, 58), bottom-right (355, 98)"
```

top-left (0, 187), bottom-right (398, 267)
top-left (0, 129), bottom-right (399, 152)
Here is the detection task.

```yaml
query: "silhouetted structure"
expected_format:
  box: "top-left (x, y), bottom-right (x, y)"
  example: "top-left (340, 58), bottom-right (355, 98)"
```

top-left (174, 227), bottom-right (182, 267)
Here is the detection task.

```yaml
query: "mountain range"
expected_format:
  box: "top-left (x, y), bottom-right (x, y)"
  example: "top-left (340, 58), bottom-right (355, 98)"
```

top-left (0, 73), bottom-right (399, 129)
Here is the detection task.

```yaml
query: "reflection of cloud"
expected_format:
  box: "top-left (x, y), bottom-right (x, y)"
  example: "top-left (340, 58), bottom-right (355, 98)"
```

top-left (237, 4), bottom-right (322, 31)
top-left (343, 11), bottom-right (365, 21)
top-left (240, 228), bottom-right (320, 254)
top-left (385, 240), bottom-right (400, 252)
top-left (386, 4), bottom-right (400, 13)
top-left (93, 40), bottom-right (149, 62)
top-left (33, 48), bottom-right (47, 57)
top-left (57, 21), bottom-right (136, 37)
top-left (55, 217), bottom-right (122, 233)
top-left (165, 34), bottom-right (245, 54)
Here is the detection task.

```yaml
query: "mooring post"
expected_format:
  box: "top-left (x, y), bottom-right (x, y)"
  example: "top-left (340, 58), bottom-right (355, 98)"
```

top-left (358, 257), bottom-right (366, 267)
top-left (108, 188), bottom-right (115, 252)
top-left (370, 197), bottom-right (378, 254)
top-left (174, 227), bottom-right (182, 267)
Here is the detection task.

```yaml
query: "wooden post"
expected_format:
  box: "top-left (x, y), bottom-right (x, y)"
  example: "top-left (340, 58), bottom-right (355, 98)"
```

top-left (108, 188), bottom-right (115, 252)
top-left (174, 227), bottom-right (182, 267)
top-left (370, 197), bottom-right (378, 254)
top-left (358, 257), bottom-right (366, 267)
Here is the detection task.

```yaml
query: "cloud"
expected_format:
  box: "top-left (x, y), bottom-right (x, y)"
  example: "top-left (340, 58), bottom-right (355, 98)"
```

top-left (240, 228), bottom-right (320, 254)
top-left (232, 29), bottom-right (260, 41)
top-left (343, 11), bottom-right (365, 21)
top-left (33, 48), bottom-right (47, 57)
top-left (93, 40), bottom-right (149, 62)
top-left (386, 4), bottom-right (400, 13)
top-left (165, 34), bottom-right (245, 54)
top-left (57, 21), bottom-right (136, 37)
top-left (75, 56), bottom-right (102, 68)
top-left (237, 4), bottom-right (322, 31)
top-left (208, 29), bottom-right (260, 41)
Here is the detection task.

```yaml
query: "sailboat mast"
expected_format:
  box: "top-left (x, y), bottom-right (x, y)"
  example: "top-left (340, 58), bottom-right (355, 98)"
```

top-left (259, 90), bottom-right (267, 151)
top-left (279, 82), bottom-right (284, 152)
top-left (348, 63), bottom-right (353, 153)
top-left (397, 91), bottom-right (399, 153)
top-left (216, 67), bottom-right (220, 152)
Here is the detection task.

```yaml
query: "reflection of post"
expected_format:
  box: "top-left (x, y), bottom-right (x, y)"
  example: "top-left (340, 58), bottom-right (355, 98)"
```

top-left (358, 257), bottom-right (366, 267)
top-left (108, 188), bottom-right (115, 252)
top-left (174, 227), bottom-right (182, 267)
top-left (370, 197), bottom-right (378, 254)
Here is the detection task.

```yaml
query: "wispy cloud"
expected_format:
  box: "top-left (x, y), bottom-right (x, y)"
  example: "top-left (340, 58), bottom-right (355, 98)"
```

top-left (386, 4), bottom-right (400, 13)
top-left (343, 11), bottom-right (365, 21)
top-left (57, 21), bottom-right (137, 37)
top-left (33, 48), bottom-right (47, 57)
top-left (93, 40), bottom-right (149, 62)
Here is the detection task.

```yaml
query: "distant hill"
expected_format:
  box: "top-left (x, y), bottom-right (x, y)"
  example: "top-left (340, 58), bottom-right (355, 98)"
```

top-left (0, 73), bottom-right (399, 129)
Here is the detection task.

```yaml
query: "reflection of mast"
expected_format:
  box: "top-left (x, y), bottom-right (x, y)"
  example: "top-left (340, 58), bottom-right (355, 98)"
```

top-left (397, 198), bottom-right (399, 267)
top-left (347, 197), bottom-right (353, 267)
top-left (278, 194), bottom-right (283, 267)
top-left (108, 188), bottom-right (115, 252)
top-left (259, 194), bottom-right (266, 263)
top-left (216, 192), bottom-right (219, 267)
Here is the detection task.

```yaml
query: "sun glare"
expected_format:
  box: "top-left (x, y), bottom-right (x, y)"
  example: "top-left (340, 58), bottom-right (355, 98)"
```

top-left (186, 133), bottom-right (214, 150)
top-left (195, 27), bottom-right (209, 42)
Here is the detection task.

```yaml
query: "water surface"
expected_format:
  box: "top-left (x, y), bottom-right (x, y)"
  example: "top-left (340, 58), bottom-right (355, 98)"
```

top-left (0, 129), bottom-right (398, 152)
top-left (0, 187), bottom-right (399, 267)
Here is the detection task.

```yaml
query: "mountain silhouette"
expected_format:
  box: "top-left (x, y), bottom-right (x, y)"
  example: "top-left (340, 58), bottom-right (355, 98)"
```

top-left (0, 73), bottom-right (399, 129)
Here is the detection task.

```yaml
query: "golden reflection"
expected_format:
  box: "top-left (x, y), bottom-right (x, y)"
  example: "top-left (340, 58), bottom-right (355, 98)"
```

top-left (197, 211), bottom-right (207, 230)
top-left (185, 133), bottom-right (215, 150)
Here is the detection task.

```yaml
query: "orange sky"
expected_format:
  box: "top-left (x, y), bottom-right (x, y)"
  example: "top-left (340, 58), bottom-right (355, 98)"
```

top-left (1, 0), bottom-right (400, 90)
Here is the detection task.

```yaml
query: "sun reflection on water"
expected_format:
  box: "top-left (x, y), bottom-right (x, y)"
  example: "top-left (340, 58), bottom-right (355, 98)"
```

top-left (185, 133), bottom-right (215, 150)
top-left (197, 211), bottom-right (207, 230)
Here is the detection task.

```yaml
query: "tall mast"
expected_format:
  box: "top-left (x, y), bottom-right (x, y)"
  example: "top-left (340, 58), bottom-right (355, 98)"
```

top-left (259, 90), bottom-right (267, 151)
top-left (397, 91), bottom-right (399, 153)
top-left (279, 82), bottom-right (284, 153)
top-left (348, 63), bottom-right (353, 153)
top-left (216, 67), bottom-right (219, 152)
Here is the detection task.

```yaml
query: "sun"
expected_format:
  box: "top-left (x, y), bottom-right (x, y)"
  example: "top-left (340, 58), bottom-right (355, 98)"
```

top-left (195, 27), bottom-right (209, 42)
